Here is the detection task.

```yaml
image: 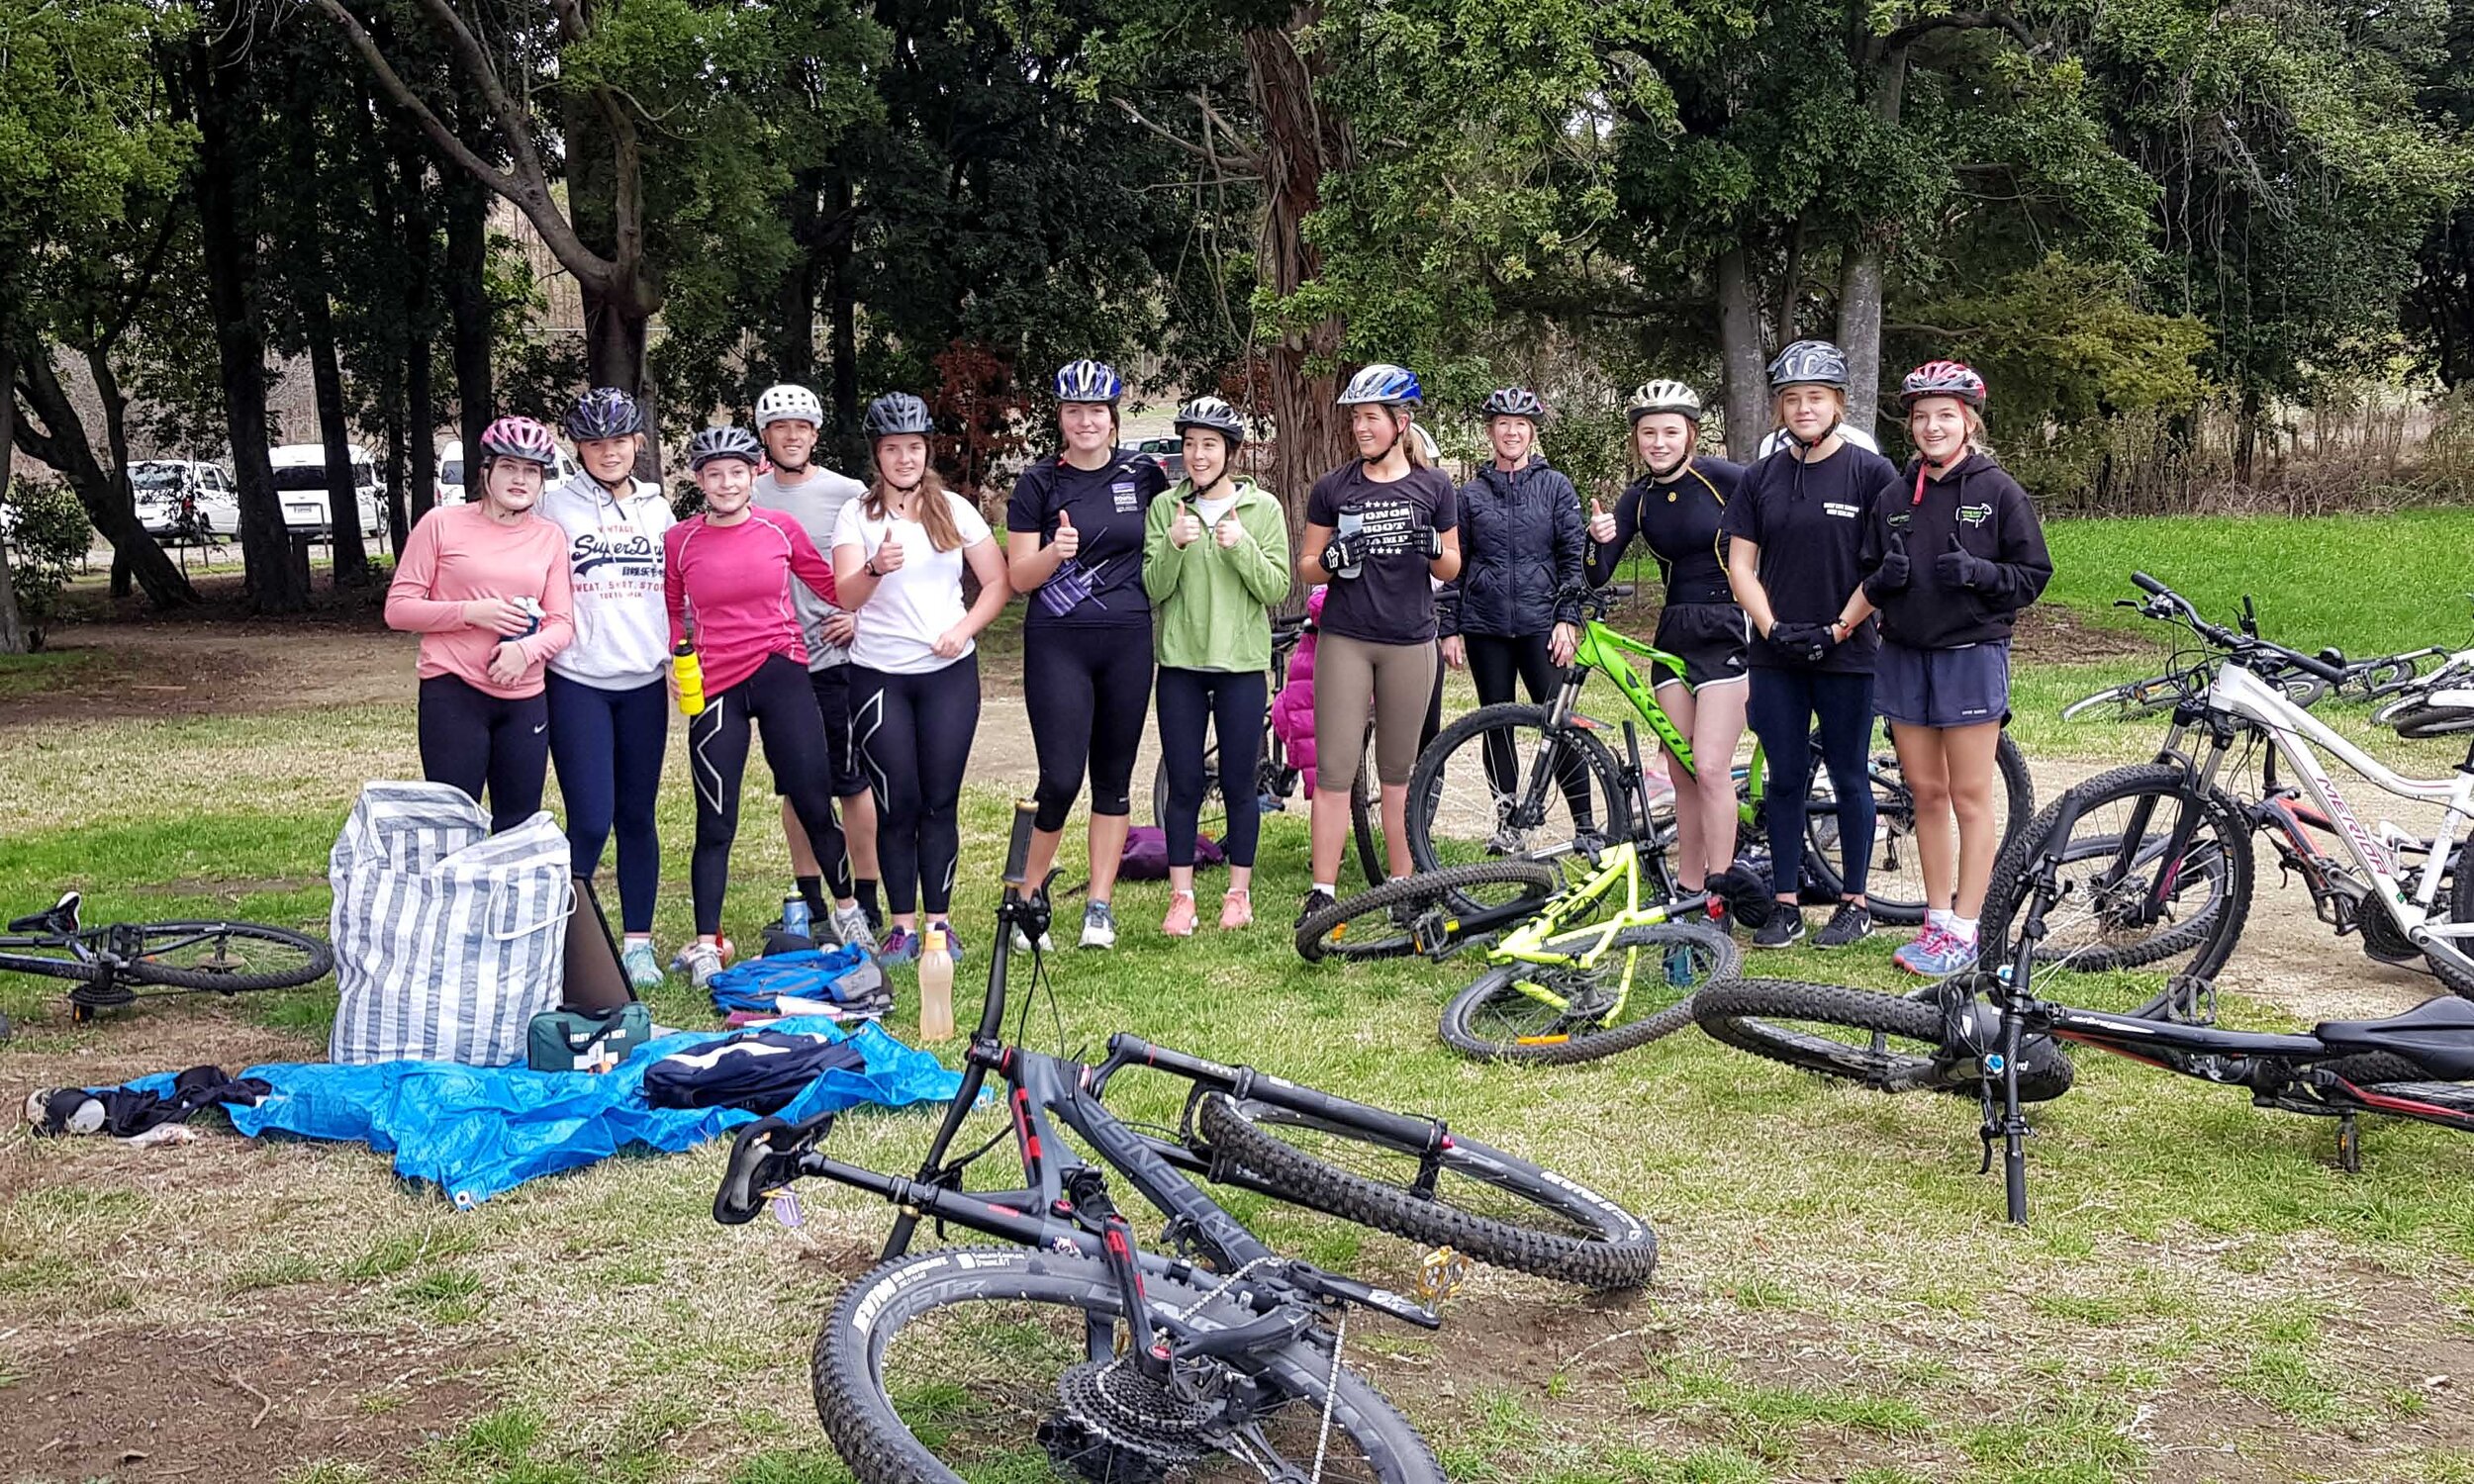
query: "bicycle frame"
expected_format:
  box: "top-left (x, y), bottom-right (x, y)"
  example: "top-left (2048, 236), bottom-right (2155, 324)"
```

top-left (1493, 842), bottom-right (1695, 967)
top-left (1541, 617), bottom-right (1767, 823)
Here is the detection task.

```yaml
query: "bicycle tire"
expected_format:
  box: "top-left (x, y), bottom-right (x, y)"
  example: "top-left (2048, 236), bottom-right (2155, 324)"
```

top-left (2060, 676), bottom-right (2183, 722)
top-left (810, 1247), bottom-right (1443, 1484)
top-left (1977, 765), bottom-right (2252, 984)
top-left (1192, 1091), bottom-right (1658, 1290)
top-left (1348, 737), bottom-right (1383, 887)
top-left (0, 921), bottom-right (333, 992)
top-left (2428, 858), bottom-right (2474, 1000)
top-left (1403, 704), bottom-right (1633, 880)
top-left (2357, 658), bottom-right (2426, 700)
top-left (1692, 977), bottom-right (2074, 1102)
top-left (1439, 920), bottom-right (1739, 1065)
top-left (1803, 729), bottom-right (2034, 926)
top-left (1294, 861), bottom-right (1562, 964)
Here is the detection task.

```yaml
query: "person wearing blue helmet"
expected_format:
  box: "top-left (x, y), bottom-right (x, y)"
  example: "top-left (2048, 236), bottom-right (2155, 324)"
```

top-left (1003, 359), bottom-right (1172, 950)
top-left (1292, 362), bottom-right (1463, 925)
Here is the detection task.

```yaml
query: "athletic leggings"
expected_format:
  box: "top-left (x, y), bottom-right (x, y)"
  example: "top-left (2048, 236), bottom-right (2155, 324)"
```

top-left (418, 675), bottom-right (548, 834)
top-left (852, 654), bottom-right (980, 917)
top-left (1156, 667), bottom-right (1269, 869)
top-left (1747, 666), bottom-right (1876, 900)
top-left (1467, 630), bottom-right (1590, 821)
top-left (1024, 624), bottom-right (1153, 832)
top-left (1314, 633), bottom-right (1437, 788)
top-left (687, 653), bottom-right (849, 937)
top-left (544, 672), bottom-right (667, 935)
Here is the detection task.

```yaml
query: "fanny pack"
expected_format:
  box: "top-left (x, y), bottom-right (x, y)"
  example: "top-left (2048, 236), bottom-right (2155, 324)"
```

top-left (526, 1003), bottom-right (656, 1072)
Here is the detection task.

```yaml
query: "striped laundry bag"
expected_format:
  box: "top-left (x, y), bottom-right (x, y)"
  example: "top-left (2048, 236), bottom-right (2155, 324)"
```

top-left (329, 782), bottom-right (574, 1067)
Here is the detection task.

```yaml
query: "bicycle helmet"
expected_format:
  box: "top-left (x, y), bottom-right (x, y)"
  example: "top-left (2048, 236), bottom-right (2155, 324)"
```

top-left (686, 424), bottom-right (765, 471)
top-left (479, 416), bottom-right (558, 467)
top-left (1899, 359), bottom-right (1988, 410)
top-left (562, 387), bottom-right (645, 441)
top-left (1766, 339), bottom-right (1850, 393)
top-left (1173, 395), bottom-right (1248, 446)
top-left (1627, 379), bottom-right (1703, 423)
top-left (1336, 363), bottom-right (1423, 408)
top-left (1052, 359), bottom-right (1123, 404)
top-left (863, 392), bottom-right (933, 439)
top-left (755, 383), bottom-right (825, 429)
top-left (1479, 387), bottom-right (1547, 421)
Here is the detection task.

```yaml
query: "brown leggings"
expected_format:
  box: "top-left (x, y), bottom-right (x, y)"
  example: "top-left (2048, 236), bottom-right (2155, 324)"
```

top-left (1314, 633), bottom-right (1438, 788)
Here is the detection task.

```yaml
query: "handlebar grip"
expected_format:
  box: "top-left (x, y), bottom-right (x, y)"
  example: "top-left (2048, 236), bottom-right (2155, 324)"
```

top-left (1607, 583), bottom-right (1636, 601)
top-left (2287, 647), bottom-right (2347, 684)
top-left (2131, 572), bottom-right (2168, 597)
top-left (1002, 799), bottom-right (1037, 886)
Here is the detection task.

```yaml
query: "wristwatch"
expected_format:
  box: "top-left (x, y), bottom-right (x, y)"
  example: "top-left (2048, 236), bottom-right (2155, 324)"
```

top-left (863, 555), bottom-right (883, 579)
top-left (1828, 617), bottom-right (1851, 642)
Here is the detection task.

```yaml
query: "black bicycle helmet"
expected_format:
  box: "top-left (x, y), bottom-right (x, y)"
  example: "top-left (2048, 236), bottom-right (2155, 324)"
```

top-left (562, 387), bottom-right (645, 441)
top-left (864, 392), bottom-right (934, 439)
top-left (1479, 387), bottom-right (1547, 421)
top-left (1766, 340), bottom-right (1851, 393)
top-left (1173, 396), bottom-right (1247, 446)
top-left (686, 424), bottom-right (764, 471)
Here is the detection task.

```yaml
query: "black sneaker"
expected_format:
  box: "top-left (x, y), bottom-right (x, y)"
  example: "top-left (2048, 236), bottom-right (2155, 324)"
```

top-left (1815, 901), bottom-right (1873, 950)
top-left (1295, 887), bottom-right (1337, 928)
top-left (1751, 907), bottom-right (1805, 950)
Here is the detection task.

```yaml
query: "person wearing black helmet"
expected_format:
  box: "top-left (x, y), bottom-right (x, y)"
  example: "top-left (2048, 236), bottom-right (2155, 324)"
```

top-left (1585, 379), bottom-right (1754, 918)
top-left (1721, 339), bottom-right (1901, 951)
top-left (1293, 363), bottom-right (1463, 924)
top-left (1853, 360), bottom-right (2050, 977)
top-left (834, 393), bottom-right (1012, 965)
top-left (1143, 396), bottom-right (1288, 937)
top-left (540, 388), bottom-right (673, 987)
top-left (1442, 387), bottom-right (1590, 829)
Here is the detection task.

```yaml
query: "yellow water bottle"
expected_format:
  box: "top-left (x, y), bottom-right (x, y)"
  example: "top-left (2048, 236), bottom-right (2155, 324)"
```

top-left (673, 641), bottom-right (706, 717)
top-left (917, 927), bottom-right (955, 1043)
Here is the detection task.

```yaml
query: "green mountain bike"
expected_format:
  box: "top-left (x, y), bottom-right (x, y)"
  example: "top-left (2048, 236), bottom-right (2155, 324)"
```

top-left (1405, 585), bottom-right (2033, 925)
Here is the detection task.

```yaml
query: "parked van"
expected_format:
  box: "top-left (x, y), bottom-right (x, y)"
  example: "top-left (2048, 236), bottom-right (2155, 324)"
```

top-left (268, 444), bottom-right (387, 540)
top-left (132, 460), bottom-right (241, 542)
top-left (435, 438), bottom-right (579, 507)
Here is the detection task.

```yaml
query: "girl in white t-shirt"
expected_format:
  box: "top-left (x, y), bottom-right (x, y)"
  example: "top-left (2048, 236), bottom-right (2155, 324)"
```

top-left (830, 393), bottom-right (1011, 963)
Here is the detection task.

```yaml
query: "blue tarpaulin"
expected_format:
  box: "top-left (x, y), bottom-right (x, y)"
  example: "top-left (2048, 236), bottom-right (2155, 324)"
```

top-left (178, 1017), bottom-right (959, 1209)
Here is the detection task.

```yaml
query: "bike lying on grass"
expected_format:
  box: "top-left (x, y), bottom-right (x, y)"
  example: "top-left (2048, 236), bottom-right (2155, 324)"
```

top-left (713, 802), bottom-right (1658, 1483)
top-left (0, 890), bottom-right (334, 1034)
top-left (1695, 773), bottom-right (2474, 1223)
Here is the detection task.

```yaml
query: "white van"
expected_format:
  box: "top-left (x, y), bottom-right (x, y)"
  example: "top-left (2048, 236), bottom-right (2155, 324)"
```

top-left (435, 438), bottom-right (580, 507)
top-left (132, 460), bottom-right (242, 541)
top-left (269, 443), bottom-right (387, 539)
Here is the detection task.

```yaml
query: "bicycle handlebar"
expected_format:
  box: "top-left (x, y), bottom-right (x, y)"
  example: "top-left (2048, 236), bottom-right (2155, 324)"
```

top-left (1002, 798), bottom-right (1037, 887)
top-left (2125, 573), bottom-right (2346, 685)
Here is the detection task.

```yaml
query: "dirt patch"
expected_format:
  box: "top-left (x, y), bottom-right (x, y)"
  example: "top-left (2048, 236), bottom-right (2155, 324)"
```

top-left (0, 595), bottom-right (408, 727)
top-left (2011, 603), bottom-right (2157, 665)
top-left (2, 1323), bottom-right (491, 1484)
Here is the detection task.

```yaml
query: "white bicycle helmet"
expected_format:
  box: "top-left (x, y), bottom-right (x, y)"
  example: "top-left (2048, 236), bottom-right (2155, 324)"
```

top-left (1627, 379), bottom-right (1703, 423)
top-left (755, 384), bottom-right (825, 429)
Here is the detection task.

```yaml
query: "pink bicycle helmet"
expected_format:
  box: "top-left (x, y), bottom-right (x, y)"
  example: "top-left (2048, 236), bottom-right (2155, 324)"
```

top-left (1899, 360), bottom-right (1987, 410)
top-left (479, 416), bottom-right (559, 466)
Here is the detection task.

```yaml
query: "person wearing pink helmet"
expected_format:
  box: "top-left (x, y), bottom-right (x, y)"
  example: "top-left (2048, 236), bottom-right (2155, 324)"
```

top-left (385, 415), bottom-right (575, 832)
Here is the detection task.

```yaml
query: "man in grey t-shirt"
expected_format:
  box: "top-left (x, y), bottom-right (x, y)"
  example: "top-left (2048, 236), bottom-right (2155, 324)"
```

top-left (755, 383), bottom-right (883, 933)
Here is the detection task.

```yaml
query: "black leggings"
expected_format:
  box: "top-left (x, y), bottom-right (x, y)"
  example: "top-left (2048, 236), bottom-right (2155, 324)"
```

top-left (1024, 624), bottom-right (1154, 832)
top-left (1156, 667), bottom-right (1269, 869)
top-left (418, 675), bottom-right (549, 834)
top-left (1747, 666), bottom-right (1875, 900)
top-left (687, 653), bottom-right (849, 937)
top-left (544, 672), bottom-right (667, 934)
top-left (1465, 631), bottom-right (1579, 803)
top-left (852, 655), bottom-right (980, 917)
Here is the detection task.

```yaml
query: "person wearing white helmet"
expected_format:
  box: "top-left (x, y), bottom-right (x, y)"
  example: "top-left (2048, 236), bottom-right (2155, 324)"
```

top-left (752, 382), bottom-right (883, 942)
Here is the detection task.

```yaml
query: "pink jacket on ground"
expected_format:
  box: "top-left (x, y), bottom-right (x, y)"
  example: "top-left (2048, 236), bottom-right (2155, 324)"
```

top-left (1272, 586), bottom-right (1325, 791)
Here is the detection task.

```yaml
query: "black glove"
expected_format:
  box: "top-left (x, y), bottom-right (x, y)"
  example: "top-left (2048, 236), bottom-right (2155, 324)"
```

top-left (1417, 524), bottom-right (1445, 560)
top-left (1869, 531), bottom-right (1912, 594)
top-left (1937, 535), bottom-right (1993, 590)
top-left (1766, 621), bottom-right (1832, 664)
top-left (1320, 530), bottom-right (1368, 576)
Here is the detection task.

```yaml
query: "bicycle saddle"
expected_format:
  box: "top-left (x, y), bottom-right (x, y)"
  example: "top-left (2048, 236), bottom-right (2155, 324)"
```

top-left (7, 891), bottom-right (79, 936)
top-left (2314, 996), bottom-right (2474, 1081)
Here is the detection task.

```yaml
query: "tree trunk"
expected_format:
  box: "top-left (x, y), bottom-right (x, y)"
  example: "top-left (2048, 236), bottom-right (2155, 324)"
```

top-left (825, 169), bottom-right (861, 466)
top-left (445, 171), bottom-right (493, 475)
top-left (1836, 46), bottom-right (1909, 440)
top-left (189, 35), bottom-right (303, 612)
top-left (305, 302), bottom-right (372, 584)
top-left (0, 336), bottom-right (27, 654)
top-left (1775, 218), bottom-right (1804, 349)
top-left (396, 124), bottom-right (438, 537)
top-left (1715, 246), bottom-right (1769, 460)
top-left (13, 351), bottom-right (198, 608)
top-left (89, 348), bottom-right (137, 599)
top-left (776, 167), bottom-right (824, 393)
top-left (382, 388), bottom-right (407, 556)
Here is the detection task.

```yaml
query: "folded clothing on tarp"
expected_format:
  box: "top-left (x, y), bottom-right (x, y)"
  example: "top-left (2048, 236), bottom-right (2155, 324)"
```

top-left (707, 945), bottom-right (890, 1020)
top-left (221, 1017), bottom-right (958, 1208)
top-left (642, 1030), bottom-right (869, 1113)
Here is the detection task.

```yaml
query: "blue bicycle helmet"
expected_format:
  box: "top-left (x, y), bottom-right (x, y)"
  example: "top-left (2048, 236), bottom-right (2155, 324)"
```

top-left (1052, 359), bottom-right (1123, 404)
top-left (864, 392), bottom-right (934, 438)
top-left (1337, 363), bottom-right (1423, 408)
top-left (562, 387), bottom-right (645, 441)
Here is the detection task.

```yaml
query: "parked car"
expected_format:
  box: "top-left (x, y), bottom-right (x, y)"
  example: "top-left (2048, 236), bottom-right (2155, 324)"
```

top-left (434, 438), bottom-right (577, 507)
top-left (269, 443), bottom-right (386, 539)
top-left (132, 460), bottom-right (241, 542)
top-left (1132, 436), bottom-right (1186, 483)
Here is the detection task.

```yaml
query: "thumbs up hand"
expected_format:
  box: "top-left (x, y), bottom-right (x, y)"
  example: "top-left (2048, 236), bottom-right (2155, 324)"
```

top-left (1587, 497), bottom-right (1617, 545)
top-left (874, 531), bottom-right (907, 574)
top-left (1870, 529), bottom-right (1911, 593)
top-left (1052, 509), bottom-right (1081, 561)
top-left (1936, 533), bottom-right (1988, 589)
top-left (1212, 512), bottom-right (1242, 549)
top-left (1169, 507), bottom-right (1202, 548)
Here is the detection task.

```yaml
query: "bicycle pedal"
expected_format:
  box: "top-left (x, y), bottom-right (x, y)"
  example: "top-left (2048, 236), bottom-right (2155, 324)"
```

top-left (766, 1188), bottom-right (805, 1229)
top-left (1415, 1246), bottom-right (1470, 1304)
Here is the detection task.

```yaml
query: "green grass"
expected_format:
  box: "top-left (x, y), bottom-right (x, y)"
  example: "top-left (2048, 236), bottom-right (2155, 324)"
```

top-left (0, 648), bottom-right (92, 696)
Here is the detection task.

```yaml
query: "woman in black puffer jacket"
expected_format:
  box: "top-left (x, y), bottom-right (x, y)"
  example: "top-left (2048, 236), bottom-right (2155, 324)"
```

top-left (1440, 387), bottom-right (1588, 804)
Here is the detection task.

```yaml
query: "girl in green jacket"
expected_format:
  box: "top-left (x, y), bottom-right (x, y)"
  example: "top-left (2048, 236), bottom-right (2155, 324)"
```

top-left (1143, 396), bottom-right (1291, 936)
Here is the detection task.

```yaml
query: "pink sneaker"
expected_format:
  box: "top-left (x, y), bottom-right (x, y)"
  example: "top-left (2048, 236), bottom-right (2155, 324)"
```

top-left (1220, 888), bottom-right (1254, 931)
top-left (1162, 891), bottom-right (1197, 938)
top-left (1892, 927), bottom-right (1950, 976)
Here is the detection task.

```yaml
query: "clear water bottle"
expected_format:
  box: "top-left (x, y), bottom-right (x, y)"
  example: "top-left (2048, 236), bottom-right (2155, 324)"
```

top-left (781, 894), bottom-right (811, 941)
top-left (1334, 510), bottom-right (1365, 580)
top-left (918, 928), bottom-right (955, 1043)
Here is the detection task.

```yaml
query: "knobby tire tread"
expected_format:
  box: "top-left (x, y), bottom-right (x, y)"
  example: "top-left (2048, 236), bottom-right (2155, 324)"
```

top-left (1295, 861), bottom-right (1562, 963)
top-left (1438, 921), bottom-right (1740, 1065)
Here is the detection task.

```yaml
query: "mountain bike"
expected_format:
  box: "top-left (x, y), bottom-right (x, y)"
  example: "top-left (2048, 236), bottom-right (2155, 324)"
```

top-left (0, 890), bottom-right (333, 1029)
top-left (1978, 574), bottom-right (2474, 998)
top-left (1405, 584), bottom-right (2032, 924)
top-left (1697, 784), bottom-right (2474, 1223)
top-left (1149, 608), bottom-right (1384, 888)
top-left (712, 803), bottom-right (1659, 1483)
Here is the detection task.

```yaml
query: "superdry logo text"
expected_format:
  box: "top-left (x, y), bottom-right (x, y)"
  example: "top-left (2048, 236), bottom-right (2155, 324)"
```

top-left (571, 531), bottom-right (660, 581)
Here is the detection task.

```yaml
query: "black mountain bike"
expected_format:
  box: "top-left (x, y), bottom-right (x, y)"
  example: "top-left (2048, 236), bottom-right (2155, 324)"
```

top-left (713, 803), bottom-right (1658, 1483)
top-left (0, 890), bottom-right (333, 1032)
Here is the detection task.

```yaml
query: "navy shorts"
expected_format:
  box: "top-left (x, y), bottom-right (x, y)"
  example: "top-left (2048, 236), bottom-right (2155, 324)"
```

top-left (774, 664), bottom-right (869, 798)
top-left (1652, 603), bottom-right (1751, 692)
top-left (1875, 639), bottom-right (2011, 729)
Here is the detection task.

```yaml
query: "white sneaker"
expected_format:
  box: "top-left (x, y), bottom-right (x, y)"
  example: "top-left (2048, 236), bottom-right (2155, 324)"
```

top-left (681, 941), bottom-right (723, 991)
top-left (1010, 925), bottom-right (1055, 953)
top-left (830, 903), bottom-right (876, 954)
top-left (1080, 901), bottom-right (1118, 950)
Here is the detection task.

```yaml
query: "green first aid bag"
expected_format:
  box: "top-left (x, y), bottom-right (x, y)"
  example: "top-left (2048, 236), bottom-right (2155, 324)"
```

top-left (526, 1003), bottom-right (655, 1072)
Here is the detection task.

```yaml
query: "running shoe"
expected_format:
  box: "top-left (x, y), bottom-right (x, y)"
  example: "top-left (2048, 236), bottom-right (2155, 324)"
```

top-left (1010, 925), bottom-right (1056, 953)
top-left (1081, 900), bottom-right (1118, 950)
top-left (879, 927), bottom-right (919, 965)
top-left (930, 922), bottom-right (965, 965)
top-left (1814, 901), bottom-right (1874, 950)
top-left (681, 941), bottom-right (723, 991)
top-left (1751, 908), bottom-right (1805, 950)
top-left (1894, 927), bottom-right (1978, 977)
top-left (620, 939), bottom-right (665, 991)
top-left (1294, 887), bottom-right (1336, 928)
top-left (1162, 891), bottom-right (1197, 938)
top-left (1221, 888), bottom-right (1253, 930)
top-left (830, 903), bottom-right (877, 955)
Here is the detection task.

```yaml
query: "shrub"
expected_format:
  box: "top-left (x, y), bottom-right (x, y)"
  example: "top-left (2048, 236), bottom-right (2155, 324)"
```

top-left (2, 475), bottom-right (92, 647)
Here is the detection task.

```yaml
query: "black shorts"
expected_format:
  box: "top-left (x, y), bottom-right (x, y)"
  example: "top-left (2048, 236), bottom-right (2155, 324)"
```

top-left (1875, 639), bottom-right (2011, 728)
top-left (773, 664), bottom-right (868, 798)
top-left (1652, 603), bottom-right (1750, 693)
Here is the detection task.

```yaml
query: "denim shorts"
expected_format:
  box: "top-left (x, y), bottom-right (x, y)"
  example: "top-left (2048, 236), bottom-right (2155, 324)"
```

top-left (1874, 639), bottom-right (2011, 728)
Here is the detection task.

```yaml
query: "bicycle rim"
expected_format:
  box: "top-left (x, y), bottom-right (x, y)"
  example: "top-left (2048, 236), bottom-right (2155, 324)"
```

top-left (92, 921), bottom-right (333, 992)
top-left (1694, 978), bottom-right (2075, 1101)
top-left (1295, 862), bottom-right (1560, 964)
top-left (1406, 705), bottom-right (1630, 873)
top-left (1441, 921), bottom-right (1739, 1064)
top-left (1804, 732), bottom-right (2031, 926)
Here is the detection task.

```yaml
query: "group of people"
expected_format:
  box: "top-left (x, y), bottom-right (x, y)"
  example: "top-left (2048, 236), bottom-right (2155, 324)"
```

top-left (383, 338), bottom-right (2047, 990)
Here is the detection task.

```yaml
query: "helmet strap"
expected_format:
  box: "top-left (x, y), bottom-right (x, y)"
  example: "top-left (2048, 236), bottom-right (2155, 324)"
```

top-left (1360, 409), bottom-right (1411, 468)
top-left (1647, 451), bottom-right (1691, 483)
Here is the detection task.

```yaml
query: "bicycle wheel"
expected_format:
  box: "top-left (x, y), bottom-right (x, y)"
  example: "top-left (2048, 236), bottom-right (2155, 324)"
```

top-left (2357, 657), bottom-right (2426, 700)
top-left (2059, 675), bottom-right (2188, 722)
top-left (1802, 729), bottom-right (2033, 926)
top-left (1692, 977), bottom-right (2074, 1101)
top-left (0, 921), bottom-right (333, 992)
top-left (1440, 920), bottom-right (1739, 1065)
top-left (1150, 736), bottom-right (1229, 854)
top-left (1348, 735), bottom-right (1383, 886)
top-left (1404, 704), bottom-right (1633, 873)
top-left (1977, 764), bottom-right (2253, 988)
top-left (1295, 861), bottom-right (1562, 964)
top-left (811, 1248), bottom-right (1442, 1484)
top-left (1192, 1091), bottom-right (1658, 1289)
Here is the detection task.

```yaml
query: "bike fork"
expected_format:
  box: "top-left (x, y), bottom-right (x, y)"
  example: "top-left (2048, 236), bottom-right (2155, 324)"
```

top-left (1977, 1012), bottom-right (2034, 1224)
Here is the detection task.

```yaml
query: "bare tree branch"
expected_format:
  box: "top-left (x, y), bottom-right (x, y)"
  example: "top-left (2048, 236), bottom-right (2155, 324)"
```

top-left (309, 0), bottom-right (523, 201)
top-left (1883, 10), bottom-right (2036, 51)
top-left (1115, 96), bottom-right (1261, 178)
